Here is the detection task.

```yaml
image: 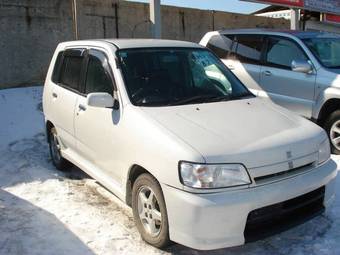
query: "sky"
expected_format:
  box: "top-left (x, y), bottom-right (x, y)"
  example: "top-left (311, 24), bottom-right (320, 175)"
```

top-left (127, 0), bottom-right (269, 14)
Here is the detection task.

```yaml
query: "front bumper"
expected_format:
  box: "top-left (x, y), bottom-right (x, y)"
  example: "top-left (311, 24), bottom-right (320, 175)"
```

top-left (161, 159), bottom-right (337, 250)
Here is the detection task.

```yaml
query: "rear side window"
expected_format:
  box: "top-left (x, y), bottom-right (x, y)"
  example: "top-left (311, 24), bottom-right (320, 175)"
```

top-left (51, 51), bottom-right (63, 83)
top-left (59, 49), bottom-right (84, 91)
top-left (265, 37), bottom-right (308, 69)
top-left (231, 35), bottom-right (263, 65)
top-left (85, 50), bottom-right (113, 95)
top-left (206, 34), bottom-right (233, 59)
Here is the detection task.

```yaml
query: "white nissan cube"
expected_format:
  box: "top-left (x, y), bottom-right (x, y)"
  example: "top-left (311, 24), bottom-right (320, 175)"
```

top-left (43, 39), bottom-right (337, 250)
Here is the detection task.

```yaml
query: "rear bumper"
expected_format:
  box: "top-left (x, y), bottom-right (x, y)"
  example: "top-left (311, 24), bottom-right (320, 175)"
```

top-left (162, 159), bottom-right (337, 250)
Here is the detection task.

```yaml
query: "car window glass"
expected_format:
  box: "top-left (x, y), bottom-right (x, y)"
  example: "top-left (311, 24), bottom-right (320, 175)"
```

top-left (52, 51), bottom-right (63, 83)
top-left (233, 35), bottom-right (263, 65)
top-left (60, 56), bottom-right (83, 90)
top-left (206, 34), bottom-right (234, 59)
top-left (303, 38), bottom-right (340, 68)
top-left (85, 50), bottom-right (113, 95)
top-left (118, 48), bottom-right (251, 107)
top-left (266, 37), bottom-right (308, 69)
top-left (190, 53), bottom-right (232, 93)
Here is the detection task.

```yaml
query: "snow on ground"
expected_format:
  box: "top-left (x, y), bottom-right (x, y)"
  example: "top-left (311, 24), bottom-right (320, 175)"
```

top-left (0, 86), bottom-right (340, 255)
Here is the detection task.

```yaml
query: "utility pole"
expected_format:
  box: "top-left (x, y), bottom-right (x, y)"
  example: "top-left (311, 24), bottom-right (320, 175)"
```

top-left (290, 8), bottom-right (299, 30)
top-left (72, 0), bottom-right (79, 40)
top-left (150, 0), bottom-right (161, 38)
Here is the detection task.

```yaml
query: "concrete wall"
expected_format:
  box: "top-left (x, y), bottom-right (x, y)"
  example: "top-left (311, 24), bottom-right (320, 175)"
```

top-left (305, 20), bottom-right (340, 34)
top-left (0, 0), bottom-right (289, 89)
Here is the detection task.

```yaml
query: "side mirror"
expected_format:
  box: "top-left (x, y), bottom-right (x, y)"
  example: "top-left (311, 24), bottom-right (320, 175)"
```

top-left (87, 93), bottom-right (115, 109)
top-left (291, 60), bottom-right (313, 74)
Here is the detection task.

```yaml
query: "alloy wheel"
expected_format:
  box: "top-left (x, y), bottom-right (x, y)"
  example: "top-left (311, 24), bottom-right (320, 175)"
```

top-left (330, 120), bottom-right (340, 151)
top-left (50, 131), bottom-right (62, 163)
top-left (137, 186), bottom-right (162, 237)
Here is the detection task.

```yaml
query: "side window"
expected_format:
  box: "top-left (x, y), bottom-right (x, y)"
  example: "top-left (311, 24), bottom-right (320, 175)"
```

top-left (60, 49), bottom-right (84, 91)
top-left (265, 37), bottom-right (308, 69)
top-left (232, 35), bottom-right (263, 65)
top-left (206, 34), bottom-right (234, 59)
top-left (85, 49), bottom-right (113, 95)
top-left (51, 51), bottom-right (63, 83)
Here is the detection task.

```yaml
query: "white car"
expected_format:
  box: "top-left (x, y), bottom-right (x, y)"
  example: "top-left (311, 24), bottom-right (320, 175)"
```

top-left (43, 39), bottom-right (337, 250)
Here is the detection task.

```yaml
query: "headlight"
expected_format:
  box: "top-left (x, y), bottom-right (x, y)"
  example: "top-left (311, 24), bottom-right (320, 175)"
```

top-left (179, 162), bottom-right (251, 189)
top-left (318, 139), bottom-right (331, 165)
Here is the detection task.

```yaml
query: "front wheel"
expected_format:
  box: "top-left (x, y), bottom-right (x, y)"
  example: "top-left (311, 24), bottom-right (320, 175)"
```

top-left (132, 174), bottom-right (170, 248)
top-left (324, 110), bottom-right (340, 155)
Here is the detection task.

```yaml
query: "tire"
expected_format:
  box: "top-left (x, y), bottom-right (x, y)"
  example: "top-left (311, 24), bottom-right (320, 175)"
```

top-left (48, 127), bottom-right (71, 171)
top-left (132, 173), bottom-right (171, 249)
top-left (324, 110), bottom-right (340, 155)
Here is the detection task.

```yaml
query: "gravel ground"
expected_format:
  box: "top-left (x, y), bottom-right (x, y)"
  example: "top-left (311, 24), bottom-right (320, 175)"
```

top-left (0, 86), bottom-right (339, 255)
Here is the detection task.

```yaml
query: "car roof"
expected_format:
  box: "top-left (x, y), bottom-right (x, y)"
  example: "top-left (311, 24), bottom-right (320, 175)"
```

top-left (61, 39), bottom-right (203, 50)
top-left (218, 28), bottom-right (340, 39)
top-left (104, 39), bottom-right (203, 49)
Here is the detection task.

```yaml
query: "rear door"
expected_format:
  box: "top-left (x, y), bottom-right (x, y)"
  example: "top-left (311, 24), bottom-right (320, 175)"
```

top-left (260, 36), bottom-right (316, 118)
top-left (206, 33), bottom-right (264, 95)
top-left (49, 48), bottom-right (86, 152)
top-left (225, 34), bottom-right (264, 95)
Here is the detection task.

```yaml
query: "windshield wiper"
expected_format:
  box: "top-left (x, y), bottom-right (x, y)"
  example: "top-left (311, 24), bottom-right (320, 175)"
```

top-left (168, 95), bottom-right (231, 106)
top-left (231, 92), bottom-right (254, 100)
top-left (166, 92), bottom-right (254, 106)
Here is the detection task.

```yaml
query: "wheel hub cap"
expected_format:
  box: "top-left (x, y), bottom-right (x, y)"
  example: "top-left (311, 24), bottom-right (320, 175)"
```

top-left (51, 132), bottom-right (61, 162)
top-left (137, 186), bottom-right (162, 236)
top-left (330, 120), bottom-right (340, 151)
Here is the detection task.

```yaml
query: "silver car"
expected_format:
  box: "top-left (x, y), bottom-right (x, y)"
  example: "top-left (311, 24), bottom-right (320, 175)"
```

top-left (200, 29), bottom-right (340, 155)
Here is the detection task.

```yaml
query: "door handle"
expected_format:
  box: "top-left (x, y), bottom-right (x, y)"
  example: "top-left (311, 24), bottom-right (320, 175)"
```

top-left (52, 92), bottom-right (58, 98)
top-left (227, 64), bottom-right (235, 70)
top-left (78, 104), bottom-right (87, 111)
top-left (263, 70), bottom-right (272, 76)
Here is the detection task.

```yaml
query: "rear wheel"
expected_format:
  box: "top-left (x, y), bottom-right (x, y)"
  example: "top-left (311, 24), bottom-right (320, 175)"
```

top-left (324, 110), bottom-right (340, 155)
top-left (49, 127), bottom-right (71, 170)
top-left (132, 174), bottom-right (170, 248)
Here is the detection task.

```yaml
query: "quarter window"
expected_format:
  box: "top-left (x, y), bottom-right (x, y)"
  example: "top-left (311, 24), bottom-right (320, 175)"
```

top-left (265, 37), bottom-right (308, 69)
top-left (85, 50), bottom-right (113, 95)
top-left (52, 51), bottom-right (64, 83)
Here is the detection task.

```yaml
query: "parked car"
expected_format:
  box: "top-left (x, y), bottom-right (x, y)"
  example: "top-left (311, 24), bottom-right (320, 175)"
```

top-left (200, 29), bottom-right (340, 155)
top-left (43, 39), bottom-right (337, 250)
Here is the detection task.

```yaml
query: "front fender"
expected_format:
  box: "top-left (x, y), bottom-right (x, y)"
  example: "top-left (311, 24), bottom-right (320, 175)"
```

top-left (313, 87), bottom-right (340, 120)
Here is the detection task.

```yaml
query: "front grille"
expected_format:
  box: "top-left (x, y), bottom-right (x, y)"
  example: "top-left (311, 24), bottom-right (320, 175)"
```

top-left (254, 162), bottom-right (314, 185)
top-left (244, 186), bottom-right (325, 242)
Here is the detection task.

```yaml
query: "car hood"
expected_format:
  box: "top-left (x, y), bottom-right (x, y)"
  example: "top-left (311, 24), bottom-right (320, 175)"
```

top-left (141, 98), bottom-right (326, 168)
top-left (327, 68), bottom-right (340, 75)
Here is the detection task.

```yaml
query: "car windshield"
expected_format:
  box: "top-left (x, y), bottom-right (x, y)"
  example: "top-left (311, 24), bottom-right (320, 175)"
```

top-left (117, 48), bottom-right (253, 106)
top-left (303, 37), bottom-right (340, 68)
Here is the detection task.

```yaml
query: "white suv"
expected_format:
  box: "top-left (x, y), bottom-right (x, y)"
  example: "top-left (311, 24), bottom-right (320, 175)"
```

top-left (200, 30), bottom-right (340, 155)
top-left (43, 39), bottom-right (337, 250)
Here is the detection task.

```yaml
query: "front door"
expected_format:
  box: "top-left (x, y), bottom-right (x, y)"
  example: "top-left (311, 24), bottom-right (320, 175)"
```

top-left (259, 36), bottom-right (316, 118)
top-left (74, 49), bottom-right (122, 182)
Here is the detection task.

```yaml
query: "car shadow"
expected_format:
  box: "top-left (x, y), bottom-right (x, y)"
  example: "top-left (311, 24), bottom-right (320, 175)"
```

top-left (0, 188), bottom-right (95, 254)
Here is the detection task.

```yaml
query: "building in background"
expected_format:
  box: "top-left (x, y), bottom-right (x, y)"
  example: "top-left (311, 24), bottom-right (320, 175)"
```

top-left (253, 6), bottom-right (292, 19)
top-left (246, 0), bottom-right (340, 33)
